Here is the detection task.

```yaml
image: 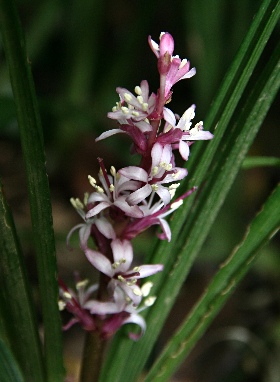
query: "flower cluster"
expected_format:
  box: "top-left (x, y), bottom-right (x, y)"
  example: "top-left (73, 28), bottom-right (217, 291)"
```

top-left (59, 32), bottom-right (213, 340)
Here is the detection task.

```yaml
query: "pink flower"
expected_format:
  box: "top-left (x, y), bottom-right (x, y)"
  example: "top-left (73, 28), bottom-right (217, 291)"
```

top-left (85, 167), bottom-right (144, 220)
top-left (157, 105), bottom-right (214, 160)
top-left (148, 32), bottom-right (196, 100)
top-left (84, 239), bottom-right (163, 305)
top-left (119, 143), bottom-right (188, 206)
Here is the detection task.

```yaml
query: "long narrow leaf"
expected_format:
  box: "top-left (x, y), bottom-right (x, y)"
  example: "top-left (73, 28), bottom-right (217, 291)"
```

top-left (0, 338), bottom-right (24, 382)
top-left (145, 183), bottom-right (280, 381)
top-left (242, 156), bottom-right (280, 169)
top-left (100, 2), bottom-right (280, 379)
top-left (0, 181), bottom-right (44, 381)
top-left (0, 1), bottom-right (64, 380)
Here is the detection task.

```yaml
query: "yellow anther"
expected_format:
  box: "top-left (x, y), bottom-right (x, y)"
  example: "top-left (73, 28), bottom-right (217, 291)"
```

top-left (96, 186), bottom-right (104, 193)
top-left (110, 166), bottom-right (116, 176)
top-left (133, 266), bottom-right (140, 272)
top-left (118, 275), bottom-right (125, 282)
top-left (169, 183), bottom-right (180, 190)
top-left (141, 281), bottom-right (153, 296)
top-left (133, 288), bottom-right (142, 297)
top-left (63, 291), bottom-right (72, 299)
top-left (134, 86), bottom-right (142, 95)
top-left (76, 279), bottom-right (89, 289)
top-left (109, 184), bottom-right (115, 192)
top-left (112, 261), bottom-right (120, 269)
top-left (112, 106), bottom-right (117, 112)
top-left (58, 300), bottom-right (66, 311)
top-left (84, 192), bottom-right (89, 206)
top-left (151, 166), bottom-right (159, 176)
top-left (124, 93), bottom-right (132, 102)
top-left (121, 106), bottom-right (129, 114)
top-left (179, 58), bottom-right (188, 69)
top-left (166, 163), bottom-right (172, 171)
top-left (171, 200), bottom-right (183, 209)
top-left (142, 103), bottom-right (148, 111)
top-left (132, 111), bottom-right (140, 117)
top-left (151, 184), bottom-right (158, 191)
top-left (88, 175), bottom-right (97, 187)
top-left (137, 95), bottom-right (143, 104)
top-left (144, 296), bottom-right (156, 307)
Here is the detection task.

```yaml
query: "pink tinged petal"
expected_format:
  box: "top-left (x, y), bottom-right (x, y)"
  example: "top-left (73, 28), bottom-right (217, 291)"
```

top-left (117, 88), bottom-right (140, 109)
top-left (111, 239), bottom-right (133, 270)
top-left (67, 223), bottom-right (85, 247)
top-left (84, 248), bottom-right (114, 278)
top-left (136, 264), bottom-right (164, 278)
top-left (148, 35), bottom-right (160, 58)
top-left (126, 184), bottom-right (152, 205)
top-left (122, 313), bottom-right (146, 340)
top-left (95, 217), bottom-right (116, 240)
top-left (159, 33), bottom-right (174, 57)
top-left (173, 60), bottom-right (190, 83)
top-left (163, 107), bottom-right (176, 127)
top-left (140, 80), bottom-right (149, 101)
top-left (119, 166), bottom-right (148, 182)
top-left (179, 140), bottom-right (190, 161)
top-left (151, 142), bottom-right (164, 168)
top-left (156, 185), bottom-right (171, 206)
top-left (84, 300), bottom-right (122, 315)
top-left (85, 201), bottom-right (110, 219)
top-left (134, 120), bottom-right (152, 132)
top-left (165, 58), bottom-right (181, 95)
top-left (79, 224), bottom-right (92, 250)
top-left (185, 130), bottom-right (214, 141)
top-left (114, 198), bottom-right (144, 218)
top-left (88, 193), bottom-right (109, 203)
top-left (180, 67), bottom-right (196, 80)
top-left (163, 167), bottom-right (188, 182)
top-left (158, 218), bottom-right (171, 241)
top-left (63, 318), bottom-right (79, 331)
top-left (95, 129), bottom-right (124, 141)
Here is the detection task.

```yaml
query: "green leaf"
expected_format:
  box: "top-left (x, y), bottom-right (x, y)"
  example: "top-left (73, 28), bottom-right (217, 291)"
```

top-left (145, 183), bottom-right (280, 381)
top-left (0, 181), bottom-right (45, 381)
top-left (100, 1), bottom-right (280, 380)
top-left (242, 156), bottom-right (280, 169)
top-left (0, 338), bottom-right (24, 382)
top-left (0, 1), bottom-right (64, 380)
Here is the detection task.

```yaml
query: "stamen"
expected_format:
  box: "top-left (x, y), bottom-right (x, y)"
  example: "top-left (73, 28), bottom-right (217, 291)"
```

top-left (137, 95), bottom-right (143, 104)
top-left (63, 291), bottom-right (72, 299)
top-left (121, 106), bottom-right (129, 114)
top-left (144, 296), bottom-right (156, 306)
top-left (76, 279), bottom-right (89, 289)
top-left (170, 200), bottom-right (183, 209)
top-left (88, 175), bottom-right (97, 187)
top-left (179, 58), bottom-right (188, 69)
top-left (151, 184), bottom-right (158, 191)
top-left (133, 288), bottom-right (142, 297)
top-left (151, 166), bottom-right (159, 176)
top-left (83, 192), bottom-right (89, 206)
top-left (124, 93), bottom-right (132, 102)
top-left (110, 166), bottom-right (116, 176)
top-left (132, 111), bottom-right (140, 117)
top-left (109, 184), bottom-right (115, 192)
top-left (134, 86), bottom-right (142, 95)
top-left (58, 300), bottom-right (66, 311)
top-left (141, 281), bottom-right (153, 296)
top-left (142, 103), bottom-right (148, 111)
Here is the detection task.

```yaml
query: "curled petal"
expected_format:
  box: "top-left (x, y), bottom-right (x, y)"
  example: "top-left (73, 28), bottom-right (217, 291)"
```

top-left (95, 129), bottom-right (125, 141)
top-left (84, 300), bottom-right (122, 315)
top-left (123, 313), bottom-right (146, 340)
top-left (179, 140), bottom-right (190, 161)
top-left (86, 201), bottom-right (110, 219)
top-left (95, 217), bottom-right (116, 239)
top-left (137, 264), bottom-right (164, 278)
top-left (79, 224), bottom-right (92, 250)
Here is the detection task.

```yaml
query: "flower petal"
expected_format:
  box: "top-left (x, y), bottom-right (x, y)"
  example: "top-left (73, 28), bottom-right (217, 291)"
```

top-left (84, 248), bottom-right (114, 277)
top-left (137, 264), bottom-right (164, 278)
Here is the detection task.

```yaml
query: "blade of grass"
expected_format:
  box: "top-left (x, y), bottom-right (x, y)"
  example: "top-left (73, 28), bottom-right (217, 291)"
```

top-left (242, 156), bottom-right (280, 169)
top-left (0, 181), bottom-right (45, 381)
top-left (0, 1), bottom-right (64, 380)
top-left (145, 183), bottom-right (280, 381)
top-left (102, 1), bottom-right (280, 381)
top-left (0, 338), bottom-right (24, 382)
